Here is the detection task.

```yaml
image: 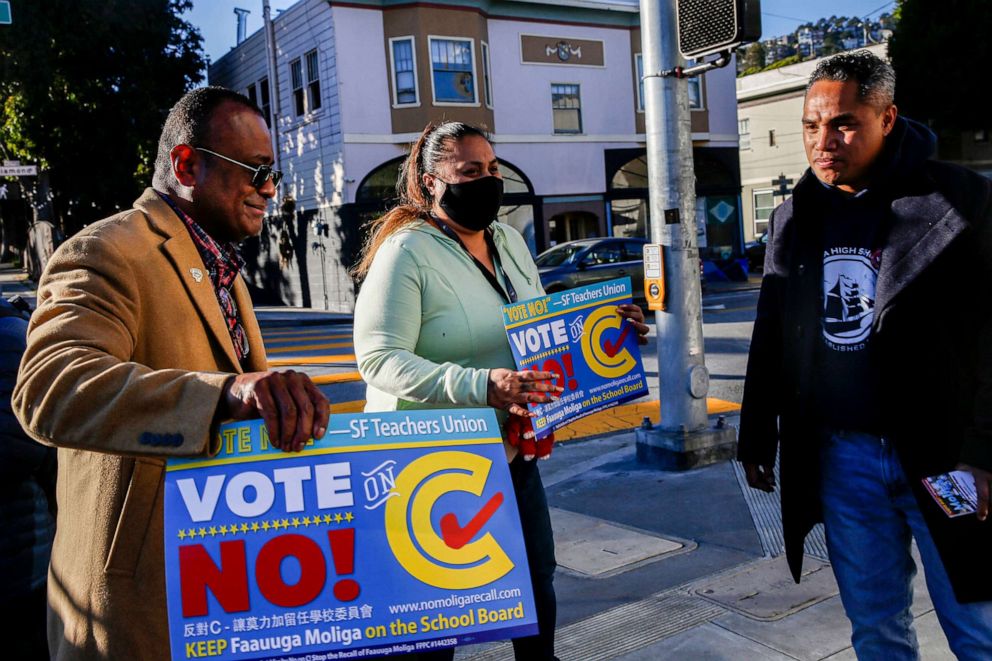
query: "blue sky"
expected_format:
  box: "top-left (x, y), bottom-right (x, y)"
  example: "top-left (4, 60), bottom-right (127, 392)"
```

top-left (186, 0), bottom-right (896, 65)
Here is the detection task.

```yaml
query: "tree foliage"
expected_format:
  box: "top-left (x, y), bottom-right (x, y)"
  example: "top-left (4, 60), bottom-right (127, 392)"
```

top-left (889, 0), bottom-right (992, 132)
top-left (0, 0), bottom-right (204, 233)
top-left (740, 42), bottom-right (767, 73)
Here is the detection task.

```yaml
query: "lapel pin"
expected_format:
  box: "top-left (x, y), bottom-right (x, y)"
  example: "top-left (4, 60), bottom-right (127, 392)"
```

top-left (190, 268), bottom-right (204, 283)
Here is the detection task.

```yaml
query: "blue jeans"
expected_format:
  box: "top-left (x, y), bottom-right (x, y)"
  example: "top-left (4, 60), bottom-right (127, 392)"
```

top-left (819, 430), bottom-right (992, 660)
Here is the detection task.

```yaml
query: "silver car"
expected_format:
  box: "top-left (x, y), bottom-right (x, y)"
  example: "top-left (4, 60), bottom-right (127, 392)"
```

top-left (536, 238), bottom-right (647, 300)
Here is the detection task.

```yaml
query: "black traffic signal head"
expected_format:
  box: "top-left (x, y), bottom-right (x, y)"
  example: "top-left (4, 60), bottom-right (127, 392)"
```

top-left (676, 0), bottom-right (762, 59)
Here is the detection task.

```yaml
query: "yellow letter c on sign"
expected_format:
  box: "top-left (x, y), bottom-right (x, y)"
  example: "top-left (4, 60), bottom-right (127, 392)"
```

top-left (384, 451), bottom-right (514, 589)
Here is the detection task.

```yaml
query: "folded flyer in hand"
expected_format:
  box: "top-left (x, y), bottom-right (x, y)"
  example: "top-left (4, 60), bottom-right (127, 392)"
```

top-left (922, 470), bottom-right (978, 517)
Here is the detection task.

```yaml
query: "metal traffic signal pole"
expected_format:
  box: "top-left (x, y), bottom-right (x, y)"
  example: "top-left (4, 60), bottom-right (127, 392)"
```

top-left (635, 0), bottom-right (736, 469)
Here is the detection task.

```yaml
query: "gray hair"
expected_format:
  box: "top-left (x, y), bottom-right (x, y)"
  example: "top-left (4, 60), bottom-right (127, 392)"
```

top-left (806, 50), bottom-right (896, 112)
top-left (152, 86), bottom-right (263, 190)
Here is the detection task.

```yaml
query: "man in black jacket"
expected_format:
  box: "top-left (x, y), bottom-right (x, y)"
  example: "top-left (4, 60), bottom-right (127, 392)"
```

top-left (739, 50), bottom-right (992, 659)
top-left (0, 297), bottom-right (55, 660)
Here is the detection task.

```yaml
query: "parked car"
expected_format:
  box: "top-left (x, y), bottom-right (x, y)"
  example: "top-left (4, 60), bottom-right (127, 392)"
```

top-left (744, 232), bottom-right (768, 272)
top-left (536, 237), bottom-right (648, 300)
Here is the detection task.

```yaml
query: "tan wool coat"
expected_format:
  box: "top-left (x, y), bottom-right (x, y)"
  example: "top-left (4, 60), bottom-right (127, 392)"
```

top-left (13, 188), bottom-right (268, 660)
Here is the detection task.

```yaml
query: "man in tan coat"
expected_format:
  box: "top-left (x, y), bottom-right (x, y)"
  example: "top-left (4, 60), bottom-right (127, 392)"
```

top-left (13, 87), bottom-right (330, 660)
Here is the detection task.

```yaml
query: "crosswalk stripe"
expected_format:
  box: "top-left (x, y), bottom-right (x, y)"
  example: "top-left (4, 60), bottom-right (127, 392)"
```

top-left (266, 341), bottom-right (353, 354)
top-left (263, 324), bottom-right (350, 332)
top-left (267, 355), bottom-right (357, 367)
top-left (329, 400), bottom-right (366, 414)
top-left (263, 333), bottom-right (352, 342)
top-left (311, 372), bottom-right (363, 385)
top-left (262, 330), bottom-right (352, 339)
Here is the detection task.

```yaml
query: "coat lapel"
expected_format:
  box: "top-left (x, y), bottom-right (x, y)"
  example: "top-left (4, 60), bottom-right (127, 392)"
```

top-left (134, 189), bottom-right (243, 372)
top-left (874, 188), bottom-right (970, 323)
top-left (233, 276), bottom-right (268, 372)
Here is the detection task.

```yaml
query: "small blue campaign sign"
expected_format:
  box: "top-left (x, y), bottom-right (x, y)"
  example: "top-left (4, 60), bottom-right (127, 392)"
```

top-left (164, 409), bottom-right (537, 660)
top-left (502, 277), bottom-right (649, 438)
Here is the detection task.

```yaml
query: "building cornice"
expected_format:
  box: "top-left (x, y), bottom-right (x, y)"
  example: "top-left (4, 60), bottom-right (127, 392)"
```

top-left (328, 0), bottom-right (640, 28)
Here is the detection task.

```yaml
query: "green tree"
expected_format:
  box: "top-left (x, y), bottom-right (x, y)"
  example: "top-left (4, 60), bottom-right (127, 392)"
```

top-left (889, 0), bottom-right (991, 134)
top-left (0, 0), bottom-right (204, 235)
top-left (741, 42), bottom-right (767, 72)
top-left (821, 33), bottom-right (842, 56)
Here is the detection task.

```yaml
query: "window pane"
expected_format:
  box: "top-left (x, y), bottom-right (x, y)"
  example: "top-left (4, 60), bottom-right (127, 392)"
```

top-left (259, 78), bottom-right (271, 126)
top-left (431, 38), bottom-right (474, 103)
top-left (586, 244), bottom-right (622, 265)
top-left (623, 241), bottom-right (644, 259)
top-left (396, 72), bottom-right (416, 103)
top-left (753, 191), bottom-right (775, 221)
top-left (482, 43), bottom-right (492, 106)
top-left (434, 70), bottom-right (474, 102)
top-left (246, 84), bottom-right (257, 105)
top-left (291, 59), bottom-right (303, 90)
top-left (306, 50), bottom-right (319, 82)
top-left (553, 108), bottom-right (581, 133)
top-left (294, 89), bottom-right (305, 116)
top-left (552, 84), bottom-right (581, 133)
top-left (260, 77), bottom-right (270, 106)
top-left (393, 39), bottom-right (416, 104)
top-left (308, 80), bottom-right (321, 110)
top-left (551, 84), bottom-right (580, 109)
top-left (636, 55), bottom-right (644, 110)
top-left (431, 39), bottom-right (472, 71)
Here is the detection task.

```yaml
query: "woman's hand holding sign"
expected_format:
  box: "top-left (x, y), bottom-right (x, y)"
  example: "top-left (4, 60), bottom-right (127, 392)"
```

top-left (616, 303), bottom-right (651, 345)
top-left (487, 368), bottom-right (562, 417)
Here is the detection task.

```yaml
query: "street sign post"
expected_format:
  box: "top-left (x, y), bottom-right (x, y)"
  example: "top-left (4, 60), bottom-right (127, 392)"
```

top-left (772, 173), bottom-right (794, 197)
top-left (0, 1), bottom-right (12, 25)
top-left (0, 165), bottom-right (38, 176)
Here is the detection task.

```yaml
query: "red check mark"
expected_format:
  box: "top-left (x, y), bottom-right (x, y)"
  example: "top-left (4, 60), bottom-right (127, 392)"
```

top-left (439, 491), bottom-right (505, 550)
top-left (603, 323), bottom-right (633, 358)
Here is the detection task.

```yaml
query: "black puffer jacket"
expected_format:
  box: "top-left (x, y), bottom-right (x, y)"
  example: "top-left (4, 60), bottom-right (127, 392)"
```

top-left (0, 298), bottom-right (56, 604)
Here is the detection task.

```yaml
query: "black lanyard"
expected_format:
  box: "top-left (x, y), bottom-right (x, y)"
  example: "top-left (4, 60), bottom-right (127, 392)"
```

top-left (431, 217), bottom-right (517, 304)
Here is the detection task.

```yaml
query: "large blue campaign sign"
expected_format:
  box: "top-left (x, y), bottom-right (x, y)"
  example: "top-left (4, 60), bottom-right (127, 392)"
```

top-left (502, 277), bottom-right (649, 438)
top-left (164, 410), bottom-right (537, 660)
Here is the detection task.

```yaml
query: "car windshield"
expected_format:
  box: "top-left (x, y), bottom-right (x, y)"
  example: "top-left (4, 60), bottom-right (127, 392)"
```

top-left (536, 243), bottom-right (588, 267)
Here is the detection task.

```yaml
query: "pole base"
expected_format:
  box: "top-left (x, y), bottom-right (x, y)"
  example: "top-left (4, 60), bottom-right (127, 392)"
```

top-left (635, 426), bottom-right (737, 471)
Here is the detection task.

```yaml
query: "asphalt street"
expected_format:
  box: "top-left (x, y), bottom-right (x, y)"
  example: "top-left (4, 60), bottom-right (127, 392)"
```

top-left (260, 287), bottom-right (762, 436)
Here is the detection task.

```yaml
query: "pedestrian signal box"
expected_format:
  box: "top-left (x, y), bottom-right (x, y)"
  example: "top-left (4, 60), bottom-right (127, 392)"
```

top-left (643, 244), bottom-right (666, 311)
top-left (676, 0), bottom-right (762, 59)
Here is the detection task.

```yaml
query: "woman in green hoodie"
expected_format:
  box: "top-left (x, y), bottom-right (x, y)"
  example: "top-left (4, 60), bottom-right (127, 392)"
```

top-left (353, 121), bottom-right (648, 660)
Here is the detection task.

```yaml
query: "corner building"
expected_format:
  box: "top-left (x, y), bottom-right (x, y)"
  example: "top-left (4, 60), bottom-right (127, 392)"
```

top-left (209, 0), bottom-right (743, 311)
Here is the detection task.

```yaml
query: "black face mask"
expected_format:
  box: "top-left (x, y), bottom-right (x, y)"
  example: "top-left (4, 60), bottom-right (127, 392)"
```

top-left (437, 176), bottom-right (504, 232)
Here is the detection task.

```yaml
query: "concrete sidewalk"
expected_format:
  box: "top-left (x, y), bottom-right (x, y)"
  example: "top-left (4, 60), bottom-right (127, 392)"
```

top-left (1, 263), bottom-right (954, 659)
top-left (457, 416), bottom-right (955, 661)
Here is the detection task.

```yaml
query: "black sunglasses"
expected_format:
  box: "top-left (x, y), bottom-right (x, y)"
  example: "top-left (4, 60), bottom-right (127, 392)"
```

top-left (195, 147), bottom-right (283, 189)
